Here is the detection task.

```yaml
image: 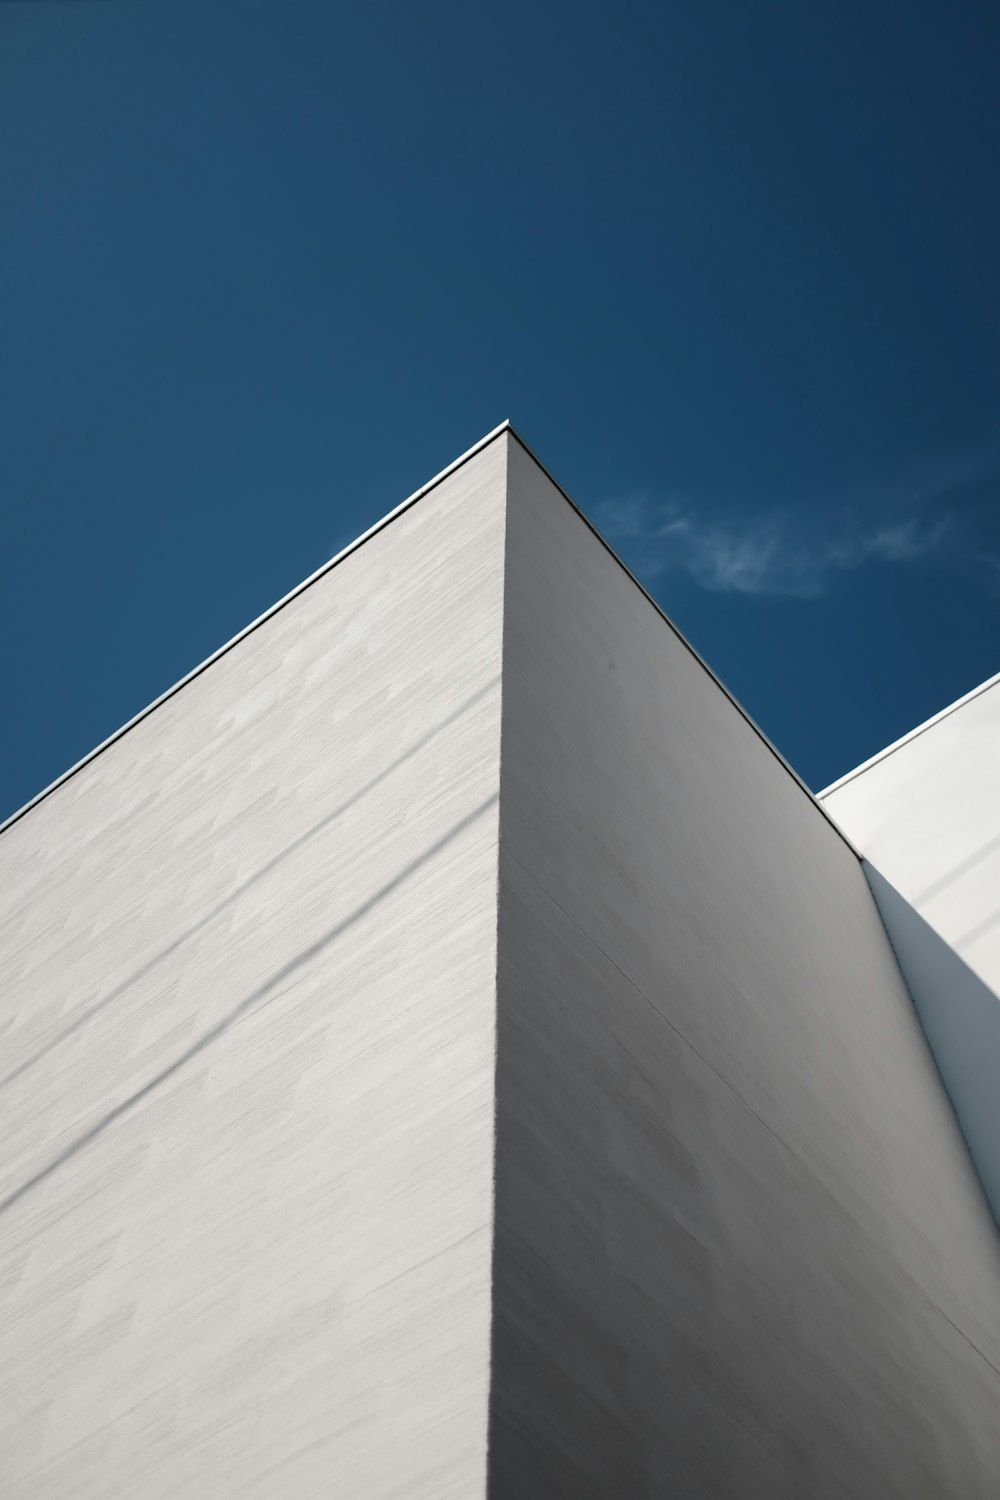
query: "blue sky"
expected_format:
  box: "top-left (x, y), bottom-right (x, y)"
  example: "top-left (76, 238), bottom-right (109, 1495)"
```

top-left (3, 0), bottom-right (999, 820)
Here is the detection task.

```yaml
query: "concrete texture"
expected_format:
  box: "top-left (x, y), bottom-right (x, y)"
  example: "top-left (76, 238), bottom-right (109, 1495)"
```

top-left (490, 435), bottom-right (1000, 1496)
top-left (0, 435), bottom-right (507, 1498)
top-left (3, 425), bottom-right (1000, 1498)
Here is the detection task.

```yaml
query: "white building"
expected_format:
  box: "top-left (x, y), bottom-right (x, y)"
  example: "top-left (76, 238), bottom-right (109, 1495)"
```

top-left (2, 425), bottom-right (998, 1497)
top-left (822, 673), bottom-right (1000, 1232)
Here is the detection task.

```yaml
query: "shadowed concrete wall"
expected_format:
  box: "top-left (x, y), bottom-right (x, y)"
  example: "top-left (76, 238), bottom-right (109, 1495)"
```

top-left (821, 673), bottom-right (1000, 998)
top-left (860, 863), bottom-right (1000, 1226)
top-left (490, 436), bottom-right (1000, 1496)
top-left (820, 679), bottom-right (1000, 1235)
top-left (0, 438), bottom-right (507, 1497)
top-left (5, 427), bottom-right (1000, 1498)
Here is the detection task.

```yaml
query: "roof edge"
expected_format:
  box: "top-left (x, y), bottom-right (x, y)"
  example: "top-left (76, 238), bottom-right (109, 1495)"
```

top-left (0, 420), bottom-right (512, 838)
top-left (819, 668), bottom-right (1000, 799)
top-left (4, 416), bottom-right (860, 859)
top-left (503, 423), bottom-right (860, 859)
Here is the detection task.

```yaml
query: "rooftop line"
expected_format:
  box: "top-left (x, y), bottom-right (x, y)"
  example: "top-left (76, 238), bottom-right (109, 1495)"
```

top-left (1, 418), bottom-right (857, 856)
top-left (0, 421), bottom-right (512, 838)
top-left (819, 668), bottom-right (1000, 798)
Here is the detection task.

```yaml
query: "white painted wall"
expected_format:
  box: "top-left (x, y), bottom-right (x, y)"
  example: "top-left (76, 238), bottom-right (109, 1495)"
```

top-left (0, 435), bottom-right (507, 1498)
top-left (860, 862), bottom-right (1000, 1224)
top-left (821, 673), bottom-right (1000, 1235)
top-left (5, 422), bottom-right (1000, 1498)
top-left (821, 673), bottom-right (1000, 996)
top-left (490, 436), bottom-right (1000, 1496)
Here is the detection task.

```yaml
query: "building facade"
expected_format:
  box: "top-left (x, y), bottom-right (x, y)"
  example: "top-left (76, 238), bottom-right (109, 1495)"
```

top-left (2, 425), bottom-right (999, 1496)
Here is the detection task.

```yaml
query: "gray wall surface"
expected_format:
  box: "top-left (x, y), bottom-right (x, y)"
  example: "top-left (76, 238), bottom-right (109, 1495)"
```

top-left (5, 425), bottom-right (1000, 1498)
top-left (490, 435), bottom-right (1000, 1497)
top-left (820, 679), bottom-right (1000, 1236)
top-left (860, 862), bottom-right (1000, 1227)
top-left (821, 673), bottom-right (1000, 997)
top-left (0, 437), bottom-right (507, 1498)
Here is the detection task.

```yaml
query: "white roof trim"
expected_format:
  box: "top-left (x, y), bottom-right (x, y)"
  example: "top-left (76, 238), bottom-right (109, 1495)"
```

top-left (0, 421), bottom-right (512, 837)
top-left (3, 417), bottom-right (857, 858)
top-left (819, 669), bottom-right (1000, 799)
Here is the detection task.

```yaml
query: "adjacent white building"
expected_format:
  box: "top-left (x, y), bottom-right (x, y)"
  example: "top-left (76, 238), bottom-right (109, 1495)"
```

top-left (821, 673), bottom-right (1000, 1235)
top-left (2, 425), bottom-right (999, 1497)
top-left (821, 671), bottom-right (1000, 994)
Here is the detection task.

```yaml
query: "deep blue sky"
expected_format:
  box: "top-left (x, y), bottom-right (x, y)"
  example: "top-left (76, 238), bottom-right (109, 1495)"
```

top-left (3, 1), bottom-right (999, 820)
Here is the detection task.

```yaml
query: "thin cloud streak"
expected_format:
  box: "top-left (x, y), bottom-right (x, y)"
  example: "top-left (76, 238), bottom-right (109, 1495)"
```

top-left (625, 506), bottom-right (950, 599)
top-left (595, 441), bottom-right (1000, 599)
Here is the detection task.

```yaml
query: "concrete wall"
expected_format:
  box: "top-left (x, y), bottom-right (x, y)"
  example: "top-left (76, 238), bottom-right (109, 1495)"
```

top-left (6, 423), bottom-right (1000, 1498)
top-left (860, 863), bottom-right (1000, 1226)
top-left (0, 436), bottom-right (507, 1498)
top-left (820, 684), bottom-right (1000, 1234)
top-left (821, 673), bottom-right (1000, 997)
top-left (490, 435), bottom-right (1000, 1497)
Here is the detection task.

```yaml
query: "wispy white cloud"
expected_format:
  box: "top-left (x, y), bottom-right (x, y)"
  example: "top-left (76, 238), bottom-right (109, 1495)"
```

top-left (607, 503), bottom-right (950, 598)
top-left (594, 445), bottom-right (996, 599)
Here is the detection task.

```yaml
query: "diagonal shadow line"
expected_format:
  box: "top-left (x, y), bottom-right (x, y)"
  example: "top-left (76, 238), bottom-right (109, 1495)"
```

top-left (0, 794), bottom-right (499, 1219)
top-left (954, 906), bottom-right (1000, 956)
top-left (910, 830), bottom-right (1000, 909)
top-left (2, 678), bottom-right (500, 1092)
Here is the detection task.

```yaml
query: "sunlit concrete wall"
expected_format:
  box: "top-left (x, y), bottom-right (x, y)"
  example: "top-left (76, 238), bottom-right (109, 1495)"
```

top-left (490, 436), bottom-right (1000, 1497)
top-left (821, 675), bottom-right (1000, 1234)
top-left (855, 865), bottom-right (1000, 1227)
top-left (0, 436), bottom-right (507, 1498)
top-left (5, 425), bottom-right (1000, 1500)
top-left (821, 673), bottom-right (1000, 996)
